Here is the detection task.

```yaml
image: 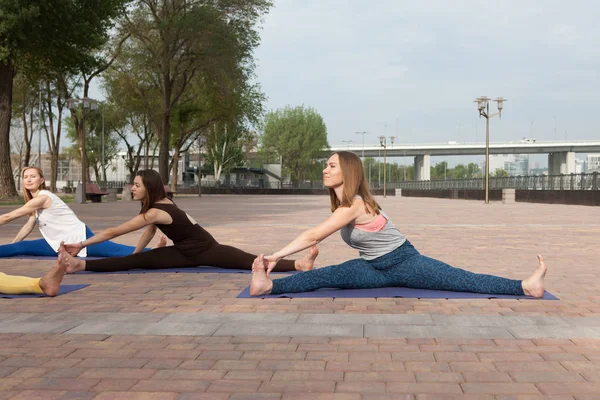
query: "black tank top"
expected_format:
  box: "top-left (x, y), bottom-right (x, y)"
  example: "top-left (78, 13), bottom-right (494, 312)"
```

top-left (151, 202), bottom-right (217, 256)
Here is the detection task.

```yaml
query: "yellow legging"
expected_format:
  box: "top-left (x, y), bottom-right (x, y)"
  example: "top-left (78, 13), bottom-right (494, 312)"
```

top-left (0, 272), bottom-right (43, 295)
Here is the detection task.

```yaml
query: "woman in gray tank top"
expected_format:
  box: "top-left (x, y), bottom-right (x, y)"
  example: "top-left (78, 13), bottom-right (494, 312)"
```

top-left (249, 151), bottom-right (547, 298)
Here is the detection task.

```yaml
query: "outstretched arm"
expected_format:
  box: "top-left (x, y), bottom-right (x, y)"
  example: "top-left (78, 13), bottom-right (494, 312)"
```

top-left (133, 224), bottom-right (158, 254)
top-left (64, 209), bottom-right (163, 255)
top-left (0, 196), bottom-right (48, 227)
top-left (268, 201), bottom-right (363, 261)
top-left (12, 215), bottom-right (37, 242)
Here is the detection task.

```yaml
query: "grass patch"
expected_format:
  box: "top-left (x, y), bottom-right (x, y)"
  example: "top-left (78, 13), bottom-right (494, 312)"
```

top-left (0, 193), bottom-right (74, 205)
top-left (0, 196), bottom-right (25, 206)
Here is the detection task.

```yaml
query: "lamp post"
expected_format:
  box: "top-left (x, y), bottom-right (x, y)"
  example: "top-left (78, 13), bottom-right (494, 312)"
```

top-left (341, 139), bottom-right (353, 149)
top-left (474, 96), bottom-right (506, 204)
top-left (38, 82), bottom-right (42, 167)
top-left (355, 131), bottom-right (367, 158)
top-left (66, 97), bottom-right (98, 204)
top-left (197, 135), bottom-right (206, 197)
top-left (379, 136), bottom-right (395, 198)
top-left (101, 102), bottom-right (106, 185)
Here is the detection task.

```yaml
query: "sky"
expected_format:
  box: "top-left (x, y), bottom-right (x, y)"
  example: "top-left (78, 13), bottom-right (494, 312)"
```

top-left (252, 0), bottom-right (599, 165)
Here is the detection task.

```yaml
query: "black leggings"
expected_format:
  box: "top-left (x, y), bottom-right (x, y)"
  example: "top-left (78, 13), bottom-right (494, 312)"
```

top-left (84, 244), bottom-right (296, 272)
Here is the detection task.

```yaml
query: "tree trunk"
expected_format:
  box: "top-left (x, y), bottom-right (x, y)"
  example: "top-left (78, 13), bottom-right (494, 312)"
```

top-left (19, 107), bottom-right (28, 177)
top-left (0, 60), bottom-right (18, 197)
top-left (158, 79), bottom-right (172, 184)
top-left (24, 108), bottom-right (33, 167)
top-left (170, 150), bottom-right (179, 192)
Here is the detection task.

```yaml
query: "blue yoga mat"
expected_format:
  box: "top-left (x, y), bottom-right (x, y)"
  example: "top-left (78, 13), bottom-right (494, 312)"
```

top-left (237, 286), bottom-right (559, 300)
top-left (2, 255), bottom-right (103, 260)
top-left (78, 266), bottom-right (294, 274)
top-left (0, 284), bottom-right (90, 299)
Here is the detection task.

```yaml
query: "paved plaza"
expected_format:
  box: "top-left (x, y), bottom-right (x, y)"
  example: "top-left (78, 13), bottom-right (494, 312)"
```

top-left (1, 195), bottom-right (599, 399)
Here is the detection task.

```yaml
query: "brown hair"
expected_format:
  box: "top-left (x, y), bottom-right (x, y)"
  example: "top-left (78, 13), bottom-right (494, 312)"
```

top-left (136, 170), bottom-right (167, 215)
top-left (328, 151), bottom-right (381, 214)
top-left (22, 166), bottom-right (48, 203)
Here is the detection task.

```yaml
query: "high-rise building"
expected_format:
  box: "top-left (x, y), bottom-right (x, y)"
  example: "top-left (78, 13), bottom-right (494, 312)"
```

top-left (487, 154), bottom-right (529, 176)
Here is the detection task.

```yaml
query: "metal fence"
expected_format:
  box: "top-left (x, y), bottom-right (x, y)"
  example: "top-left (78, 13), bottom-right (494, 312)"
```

top-left (86, 172), bottom-right (599, 192)
top-left (390, 172), bottom-right (600, 191)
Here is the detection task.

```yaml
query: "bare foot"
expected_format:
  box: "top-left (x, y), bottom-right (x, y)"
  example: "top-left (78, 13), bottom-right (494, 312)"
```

top-left (157, 235), bottom-right (167, 248)
top-left (295, 245), bottom-right (319, 272)
top-left (521, 255), bottom-right (547, 298)
top-left (250, 255), bottom-right (273, 296)
top-left (39, 259), bottom-right (67, 297)
top-left (58, 242), bottom-right (86, 274)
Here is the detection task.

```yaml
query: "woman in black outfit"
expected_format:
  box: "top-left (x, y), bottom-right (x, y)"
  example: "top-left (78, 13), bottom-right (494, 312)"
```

top-left (60, 170), bottom-right (318, 274)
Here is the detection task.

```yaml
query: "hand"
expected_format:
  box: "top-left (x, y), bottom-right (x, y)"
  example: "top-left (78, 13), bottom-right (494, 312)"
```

top-left (63, 242), bottom-right (83, 256)
top-left (263, 254), bottom-right (280, 277)
top-left (157, 235), bottom-right (168, 248)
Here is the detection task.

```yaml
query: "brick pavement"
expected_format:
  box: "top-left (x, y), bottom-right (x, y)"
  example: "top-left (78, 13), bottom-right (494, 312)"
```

top-left (1, 195), bottom-right (599, 399)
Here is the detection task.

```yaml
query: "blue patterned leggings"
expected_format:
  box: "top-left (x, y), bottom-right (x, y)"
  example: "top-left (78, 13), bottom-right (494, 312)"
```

top-left (271, 240), bottom-right (524, 296)
top-left (0, 226), bottom-right (140, 258)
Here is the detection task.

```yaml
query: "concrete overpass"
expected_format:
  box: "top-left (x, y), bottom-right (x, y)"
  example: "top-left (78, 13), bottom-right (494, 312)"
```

top-left (329, 140), bottom-right (600, 180)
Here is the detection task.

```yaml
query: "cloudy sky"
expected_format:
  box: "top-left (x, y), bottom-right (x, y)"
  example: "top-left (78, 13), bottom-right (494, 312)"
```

top-left (253, 0), bottom-right (599, 153)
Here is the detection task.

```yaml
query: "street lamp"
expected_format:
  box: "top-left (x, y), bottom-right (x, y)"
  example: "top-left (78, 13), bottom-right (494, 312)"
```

top-left (341, 140), bottom-right (353, 149)
top-left (379, 135), bottom-right (395, 198)
top-left (101, 102), bottom-right (106, 185)
top-left (197, 135), bottom-right (206, 197)
top-left (355, 131), bottom-right (367, 158)
top-left (474, 96), bottom-right (506, 204)
top-left (66, 97), bottom-right (98, 204)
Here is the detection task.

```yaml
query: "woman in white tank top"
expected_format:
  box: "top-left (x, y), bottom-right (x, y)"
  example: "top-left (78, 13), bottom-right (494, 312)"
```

top-left (0, 167), bottom-right (144, 258)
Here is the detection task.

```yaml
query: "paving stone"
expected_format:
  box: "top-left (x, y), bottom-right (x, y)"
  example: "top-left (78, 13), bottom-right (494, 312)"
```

top-left (364, 325), bottom-right (515, 339)
top-left (214, 323), bottom-right (363, 337)
top-left (3, 196), bottom-right (600, 399)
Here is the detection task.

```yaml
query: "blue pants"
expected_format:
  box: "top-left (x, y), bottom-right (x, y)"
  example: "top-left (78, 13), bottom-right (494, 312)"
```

top-left (0, 226), bottom-right (139, 258)
top-left (271, 240), bottom-right (524, 296)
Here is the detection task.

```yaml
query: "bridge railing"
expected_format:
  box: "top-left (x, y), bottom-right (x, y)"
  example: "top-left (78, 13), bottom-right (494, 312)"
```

top-left (391, 172), bottom-right (599, 191)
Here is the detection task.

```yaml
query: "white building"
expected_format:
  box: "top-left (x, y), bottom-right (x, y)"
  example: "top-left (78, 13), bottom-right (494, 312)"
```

top-left (574, 158), bottom-right (585, 174)
top-left (587, 154), bottom-right (600, 173)
top-left (485, 154), bottom-right (529, 176)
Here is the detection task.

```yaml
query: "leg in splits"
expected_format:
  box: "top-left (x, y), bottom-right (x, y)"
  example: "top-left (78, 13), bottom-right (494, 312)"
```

top-left (0, 258), bottom-right (67, 297)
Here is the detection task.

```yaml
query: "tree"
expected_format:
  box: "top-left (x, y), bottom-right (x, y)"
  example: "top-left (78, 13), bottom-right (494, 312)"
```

top-left (102, 52), bottom-right (161, 182)
top-left (432, 161), bottom-right (449, 180)
top-left (493, 168), bottom-right (509, 178)
top-left (121, 0), bottom-right (271, 184)
top-left (0, 0), bottom-right (128, 197)
top-left (453, 164), bottom-right (468, 179)
top-left (63, 114), bottom-right (120, 183)
top-left (204, 123), bottom-right (257, 181)
top-left (467, 162), bottom-right (481, 178)
top-left (39, 74), bottom-right (75, 192)
top-left (11, 73), bottom-right (37, 170)
top-left (261, 106), bottom-right (329, 187)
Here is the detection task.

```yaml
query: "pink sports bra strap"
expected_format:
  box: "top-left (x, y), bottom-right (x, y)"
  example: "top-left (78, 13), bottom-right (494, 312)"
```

top-left (354, 213), bottom-right (387, 232)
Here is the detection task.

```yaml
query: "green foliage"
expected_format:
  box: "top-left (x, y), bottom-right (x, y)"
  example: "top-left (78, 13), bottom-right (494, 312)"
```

top-left (362, 157), bottom-right (414, 186)
top-left (204, 122), bottom-right (257, 180)
top-left (430, 161), bottom-right (482, 180)
top-left (493, 168), bottom-right (509, 177)
top-left (0, 0), bottom-right (128, 75)
top-left (261, 105), bottom-right (329, 186)
top-left (119, 0), bottom-right (272, 182)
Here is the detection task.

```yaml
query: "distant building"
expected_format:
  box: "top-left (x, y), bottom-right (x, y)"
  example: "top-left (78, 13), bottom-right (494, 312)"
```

top-left (587, 154), bottom-right (600, 173)
top-left (574, 159), bottom-right (585, 174)
top-left (486, 154), bottom-right (529, 176)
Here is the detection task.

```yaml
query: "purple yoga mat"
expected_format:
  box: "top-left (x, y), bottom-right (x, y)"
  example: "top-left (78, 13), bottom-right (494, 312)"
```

top-left (237, 286), bottom-right (559, 300)
top-left (0, 284), bottom-right (90, 299)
